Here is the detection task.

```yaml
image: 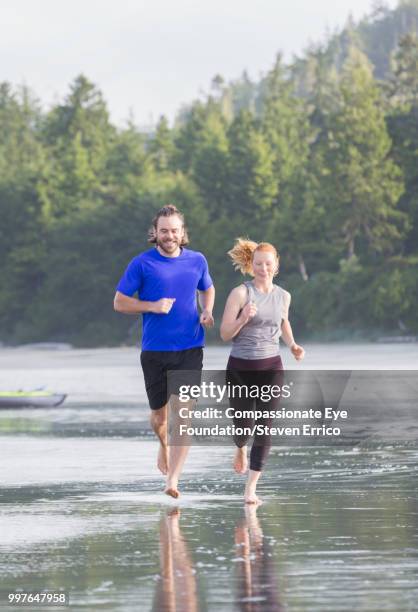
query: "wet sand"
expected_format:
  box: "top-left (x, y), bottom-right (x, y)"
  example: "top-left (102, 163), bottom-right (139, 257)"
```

top-left (0, 344), bottom-right (417, 611)
top-left (1, 342), bottom-right (417, 405)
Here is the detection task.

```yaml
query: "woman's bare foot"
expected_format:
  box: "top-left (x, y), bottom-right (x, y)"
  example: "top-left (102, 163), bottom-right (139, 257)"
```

top-left (243, 469), bottom-right (262, 504)
top-left (165, 488), bottom-right (179, 499)
top-left (158, 444), bottom-right (169, 475)
top-left (167, 507), bottom-right (180, 518)
top-left (233, 447), bottom-right (248, 474)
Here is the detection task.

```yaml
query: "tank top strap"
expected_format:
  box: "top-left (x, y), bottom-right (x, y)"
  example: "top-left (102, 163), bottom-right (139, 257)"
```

top-left (243, 281), bottom-right (255, 303)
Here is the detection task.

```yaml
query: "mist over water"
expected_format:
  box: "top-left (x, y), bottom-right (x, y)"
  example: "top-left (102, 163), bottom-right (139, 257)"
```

top-left (0, 345), bottom-right (417, 611)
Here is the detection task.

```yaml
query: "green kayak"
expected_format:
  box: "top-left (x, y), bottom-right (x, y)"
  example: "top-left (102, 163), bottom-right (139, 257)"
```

top-left (0, 391), bottom-right (67, 408)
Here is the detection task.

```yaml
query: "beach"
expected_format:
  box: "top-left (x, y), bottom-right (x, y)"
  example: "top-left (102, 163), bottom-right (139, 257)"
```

top-left (0, 344), bottom-right (417, 611)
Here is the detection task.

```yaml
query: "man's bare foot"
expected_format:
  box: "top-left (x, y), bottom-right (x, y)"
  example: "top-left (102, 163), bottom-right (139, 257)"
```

top-left (244, 491), bottom-right (262, 505)
top-left (158, 444), bottom-right (169, 475)
top-left (233, 447), bottom-right (248, 474)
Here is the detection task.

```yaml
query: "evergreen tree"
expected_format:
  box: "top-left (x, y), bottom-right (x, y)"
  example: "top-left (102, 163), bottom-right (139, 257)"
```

top-left (148, 115), bottom-right (176, 172)
top-left (190, 111), bottom-right (229, 219)
top-left (320, 47), bottom-right (405, 259)
top-left (389, 31), bottom-right (418, 105)
top-left (258, 57), bottom-right (323, 279)
top-left (387, 33), bottom-right (418, 255)
top-left (173, 101), bottom-right (213, 173)
top-left (0, 84), bottom-right (47, 334)
top-left (40, 75), bottom-right (115, 219)
top-left (227, 110), bottom-right (277, 221)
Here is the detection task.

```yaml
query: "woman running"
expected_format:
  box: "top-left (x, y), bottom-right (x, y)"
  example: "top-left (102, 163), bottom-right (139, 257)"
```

top-left (220, 238), bottom-right (305, 504)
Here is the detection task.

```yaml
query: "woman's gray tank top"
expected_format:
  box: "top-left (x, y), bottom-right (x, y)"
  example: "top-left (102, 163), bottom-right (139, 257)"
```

top-left (230, 281), bottom-right (290, 360)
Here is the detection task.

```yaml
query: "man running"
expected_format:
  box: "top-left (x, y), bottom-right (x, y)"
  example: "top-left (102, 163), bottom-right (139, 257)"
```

top-left (114, 205), bottom-right (215, 498)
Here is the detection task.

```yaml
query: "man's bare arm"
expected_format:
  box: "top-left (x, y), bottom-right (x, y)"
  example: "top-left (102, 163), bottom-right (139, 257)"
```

top-left (198, 285), bottom-right (215, 312)
top-left (198, 285), bottom-right (215, 328)
top-left (113, 291), bottom-right (175, 315)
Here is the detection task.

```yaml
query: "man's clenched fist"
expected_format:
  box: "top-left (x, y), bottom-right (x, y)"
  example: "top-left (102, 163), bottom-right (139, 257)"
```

top-left (153, 298), bottom-right (176, 314)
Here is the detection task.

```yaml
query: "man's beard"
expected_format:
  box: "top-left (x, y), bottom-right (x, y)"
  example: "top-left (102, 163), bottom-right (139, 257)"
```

top-left (157, 237), bottom-right (180, 255)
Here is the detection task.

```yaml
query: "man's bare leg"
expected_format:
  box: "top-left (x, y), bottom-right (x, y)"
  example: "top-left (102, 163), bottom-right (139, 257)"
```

top-left (233, 445), bottom-right (248, 474)
top-left (165, 396), bottom-right (193, 498)
top-left (150, 404), bottom-right (169, 475)
top-left (165, 444), bottom-right (190, 498)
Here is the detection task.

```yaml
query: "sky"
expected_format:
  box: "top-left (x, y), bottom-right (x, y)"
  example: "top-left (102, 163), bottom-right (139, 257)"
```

top-left (1, 0), bottom-right (398, 127)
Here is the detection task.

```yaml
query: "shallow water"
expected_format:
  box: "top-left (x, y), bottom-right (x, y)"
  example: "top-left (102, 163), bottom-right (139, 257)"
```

top-left (0, 345), bottom-right (417, 611)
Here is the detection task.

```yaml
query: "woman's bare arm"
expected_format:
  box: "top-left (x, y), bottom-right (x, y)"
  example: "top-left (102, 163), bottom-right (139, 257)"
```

top-left (281, 318), bottom-right (305, 360)
top-left (220, 285), bottom-right (256, 342)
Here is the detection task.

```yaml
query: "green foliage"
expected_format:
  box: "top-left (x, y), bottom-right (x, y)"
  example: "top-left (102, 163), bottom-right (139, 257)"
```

top-left (227, 110), bottom-right (277, 218)
top-left (315, 47), bottom-right (406, 260)
top-left (389, 32), bottom-right (418, 106)
top-left (40, 75), bottom-right (115, 220)
top-left (148, 116), bottom-right (176, 172)
top-left (387, 33), bottom-right (418, 255)
top-left (1, 1), bottom-right (418, 344)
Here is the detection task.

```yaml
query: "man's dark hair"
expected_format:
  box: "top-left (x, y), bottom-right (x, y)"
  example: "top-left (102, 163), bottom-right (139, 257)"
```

top-left (148, 204), bottom-right (189, 245)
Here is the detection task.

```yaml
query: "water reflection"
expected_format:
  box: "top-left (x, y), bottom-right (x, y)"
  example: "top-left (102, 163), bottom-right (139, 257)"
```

top-left (152, 505), bottom-right (283, 612)
top-left (153, 509), bottom-right (198, 612)
top-left (234, 505), bottom-right (283, 612)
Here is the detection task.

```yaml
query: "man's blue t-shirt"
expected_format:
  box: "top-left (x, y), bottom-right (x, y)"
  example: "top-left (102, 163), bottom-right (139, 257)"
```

top-left (116, 248), bottom-right (213, 351)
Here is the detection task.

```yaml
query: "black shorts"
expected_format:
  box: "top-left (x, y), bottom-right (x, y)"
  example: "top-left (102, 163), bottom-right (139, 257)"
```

top-left (140, 347), bottom-right (203, 410)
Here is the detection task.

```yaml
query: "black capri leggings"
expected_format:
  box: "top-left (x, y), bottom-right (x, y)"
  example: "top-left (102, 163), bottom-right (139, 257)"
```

top-left (226, 354), bottom-right (284, 472)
